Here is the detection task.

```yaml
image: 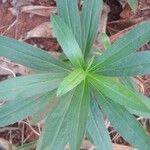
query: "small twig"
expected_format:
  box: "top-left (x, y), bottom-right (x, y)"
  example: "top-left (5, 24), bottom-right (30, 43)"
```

top-left (23, 132), bottom-right (32, 143)
top-left (8, 130), bottom-right (13, 145)
top-left (112, 133), bottom-right (120, 142)
top-left (37, 123), bottom-right (41, 134)
top-left (1, 19), bottom-right (18, 36)
top-left (0, 66), bottom-right (16, 77)
top-left (0, 25), bottom-right (8, 30)
top-left (20, 120), bottom-right (40, 136)
top-left (21, 123), bottom-right (25, 146)
top-left (109, 129), bottom-right (116, 135)
top-left (105, 119), bottom-right (111, 128)
top-left (145, 43), bottom-right (150, 49)
top-left (0, 127), bottom-right (19, 132)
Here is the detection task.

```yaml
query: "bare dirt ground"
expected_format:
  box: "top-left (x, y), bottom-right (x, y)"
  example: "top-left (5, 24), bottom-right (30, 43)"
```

top-left (0, 0), bottom-right (150, 149)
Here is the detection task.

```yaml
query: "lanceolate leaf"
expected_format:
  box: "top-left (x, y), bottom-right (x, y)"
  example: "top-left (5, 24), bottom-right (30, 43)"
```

top-left (56, 0), bottom-right (82, 48)
top-left (81, 0), bottom-right (102, 57)
top-left (119, 79), bottom-right (150, 119)
top-left (37, 82), bottom-right (90, 150)
top-left (92, 22), bottom-right (150, 71)
top-left (96, 51), bottom-right (150, 76)
top-left (118, 78), bottom-right (150, 119)
top-left (128, 94), bottom-right (150, 119)
top-left (31, 99), bottom-right (59, 125)
top-left (67, 81), bottom-right (90, 150)
top-left (37, 91), bottom-right (73, 150)
top-left (96, 93), bottom-right (150, 150)
top-left (0, 91), bottom-right (56, 127)
top-left (88, 74), bottom-right (150, 112)
top-left (0, 36), bottom-right (70, 73)
top-left (120, 77), bottom-right (137, 91)
top-left (129, 109), bottom-right (150, 120)
top-left (51, 15), bottom-right (84, 68)
top-left (87, 100), bottom-right (112, 150)
top-left (57, 68), bottom-right (86, 96)
top-left (0, 73), bottom-right (64, 100)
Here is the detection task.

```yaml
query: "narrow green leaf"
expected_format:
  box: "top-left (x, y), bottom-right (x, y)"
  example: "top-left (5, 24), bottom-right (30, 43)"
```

top-left (120, 77), bottom-right (137, 91)
top-left (31, 99), bottom-right (59, 125)
top-left (92, 22), bottom-right (150, 71)
top-left (128, 94), bottom-right (150, 119)
top-left (37, 91), bottom-right (73, 150)
top-left (119, 79), bottom-right (150, 119)
top-left (57, 68), bottom-right (86, 96)
top-left (51, 15), bottom-right (84, 68)
top-left (129, 109), bottom-right (150, 119)
top-left (56, 0), bottom-right (82, 48)
top-left (97, 51), bottom-right (150, 76)
top-left (87, 100), bottom-right (113, 150)
top-left (88, 74), bottom-right (150, 112)
top-left (37, 82), bottom-right (90, 150)
top-left (81, 0), bottom-right (103, 57)
top-left (0, 91), bottom-right (56, 127)
top-left (128, 0), bottom-right (139, 12)
top-left (67, 81), bottom-right (90, 150)
top-left (0, 36), bottom-right (70, 73)
top-left (96, 93), bottom-right (150, 150)
top-left (118, 79), bottom-right (150, 118)
top-left (0, 73), bottom-right (64, 100)
top-left (118, 78), bottom-right (150, 119)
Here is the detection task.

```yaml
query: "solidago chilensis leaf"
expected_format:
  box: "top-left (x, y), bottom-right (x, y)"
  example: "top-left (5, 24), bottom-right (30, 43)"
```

top-left (81, 0), bottom-right (103, 57)
top-left (96, 93), bottom-right (150, 150)
top-left (96, 51), bottom-right (150, 76)
top-left (51, 15), bottom-right (84, 68)
top-left (87, 100), bottom-right (112, 150)
top-left (89, 74), bottom-right (150, 112)
top-left (0, 36), bottom-right (70, 73)
top-left (92, 22), bottom-right (150, 71)
top-left (56, 0), bottom-right (82, 48)
top-left (57, 68), bottom-right (86, 96)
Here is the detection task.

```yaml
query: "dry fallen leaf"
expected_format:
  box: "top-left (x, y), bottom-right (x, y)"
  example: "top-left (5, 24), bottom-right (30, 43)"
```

top-left (2, 0), bottom-right (7, 3)
top-left (24, 22), bottom-right (55, 40)
top-left (0, 57), bottom-right (29, 76)
top-left (65, 141), bottom-right (135, 150)
top-left (113, 144), bottom-right (136, 150)
top-left (21, 5), bottom-right (57, 17)
top-left (0, 138), bottom-right (15, 150)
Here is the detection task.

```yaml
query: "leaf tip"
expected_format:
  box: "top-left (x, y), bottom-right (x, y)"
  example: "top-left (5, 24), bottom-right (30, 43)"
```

top-left (56, 87), bottom-right (63, 97)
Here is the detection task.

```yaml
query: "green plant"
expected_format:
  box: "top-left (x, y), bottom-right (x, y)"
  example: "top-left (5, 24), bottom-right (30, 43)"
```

top-left (0, 0), bottom-right (150, 149)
